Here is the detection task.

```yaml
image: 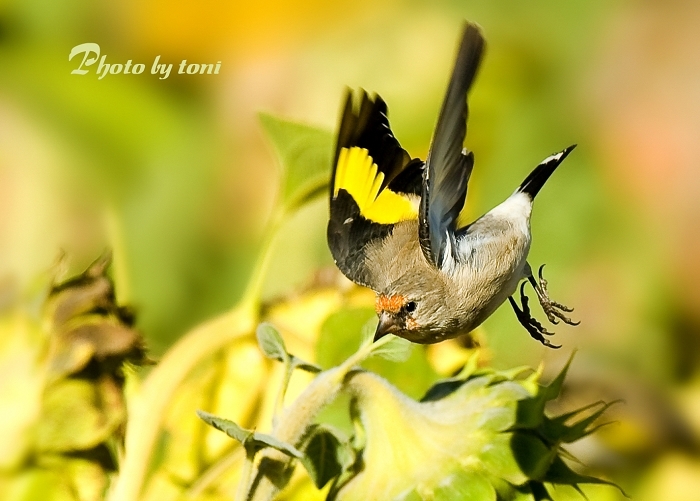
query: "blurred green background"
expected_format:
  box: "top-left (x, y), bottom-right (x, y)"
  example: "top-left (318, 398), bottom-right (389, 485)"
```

top-left (2, 0), bottom-right (700, 498)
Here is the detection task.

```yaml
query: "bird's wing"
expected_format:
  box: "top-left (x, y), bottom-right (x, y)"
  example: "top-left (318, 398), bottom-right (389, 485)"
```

top-left (327, 89), bottom-right (424, 290)
top-left (419, 22), bottom-right (485, 269)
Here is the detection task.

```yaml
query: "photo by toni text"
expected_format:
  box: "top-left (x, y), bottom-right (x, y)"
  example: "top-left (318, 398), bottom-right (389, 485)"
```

top-left (69, 43), bottom-right (222, 80)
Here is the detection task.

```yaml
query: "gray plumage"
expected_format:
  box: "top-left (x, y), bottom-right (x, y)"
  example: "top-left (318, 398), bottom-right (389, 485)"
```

top-left (368, 191), bottom-right (531, 343)
top-left (327, 21), bottom-right (579, 347)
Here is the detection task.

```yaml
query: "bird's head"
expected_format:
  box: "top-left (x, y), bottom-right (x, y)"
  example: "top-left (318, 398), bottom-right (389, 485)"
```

top-left (374, 293), bottom-right (418, 338)
top-left (374, 274), bottom-right (453, 343)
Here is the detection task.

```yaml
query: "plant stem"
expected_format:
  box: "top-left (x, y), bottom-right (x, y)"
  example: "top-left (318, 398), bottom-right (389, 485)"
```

top-left (109, 310), bottom-right (254, 501)
top-left (238, 208), bottom-right (285, 317)
top-left (186, 447), bottom-right (245, 499)
top-left (273, 363), bottom-right (294, 426)
top-left (237, 452), bottom-right (255, 501)
top-left (109, 208), bottom-right (287, 501)
top-left (243, 335), bottom-right (393, 500)
top-left (336, 334), bottom-right (393, 378)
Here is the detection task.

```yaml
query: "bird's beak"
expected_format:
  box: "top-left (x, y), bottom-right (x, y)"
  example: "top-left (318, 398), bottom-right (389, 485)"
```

top-left (374, 312), bottom-right (399, 341)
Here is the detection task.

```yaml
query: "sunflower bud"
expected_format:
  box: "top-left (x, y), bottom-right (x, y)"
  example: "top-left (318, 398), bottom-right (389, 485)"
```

top-left (333, 360), bottom-right (620, 500)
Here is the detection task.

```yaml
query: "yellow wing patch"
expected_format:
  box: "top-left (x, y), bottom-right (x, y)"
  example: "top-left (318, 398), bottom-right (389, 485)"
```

top-left (334, 147), bottom-right (418, 224)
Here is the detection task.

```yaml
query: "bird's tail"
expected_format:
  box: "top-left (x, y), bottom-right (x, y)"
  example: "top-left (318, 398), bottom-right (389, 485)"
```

top-left (518, 145), bottom-right (576, 199)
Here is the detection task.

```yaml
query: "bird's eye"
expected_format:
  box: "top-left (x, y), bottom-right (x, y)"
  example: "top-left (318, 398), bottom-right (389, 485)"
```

top-left (405, 301), bottom-right (417, 313)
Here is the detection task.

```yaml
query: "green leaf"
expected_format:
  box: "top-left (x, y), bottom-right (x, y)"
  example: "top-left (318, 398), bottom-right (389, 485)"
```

top-left (300, 425), bottom-right (353, 489)
top-left (317, 308), bottom-right (377, 369)
top-left (290, 355), bottom-right (322, 373)
top-left (541, 400), bottom-right (618, 444)
top-left (318, 307), bottom-right (438, 399)
top-left (196, 410), bottom-right (252, 443)
top-left (529, 481), bottom-right (553, 501)
top-left (510, 433), bottom-right (556, 481)
top-left (370, 335), bottom-right (413, 363)
top-left (516, 355), bottom-right (574, 430)
top-left (256, 322), bottom-right (321, 372)
top-left (498, 366), bottom-right (534, 382)
top-left (490, 477), bottom-right (539, 501)
top-left (258, 113), bottom-right (332, 211)
top-left (421, 369), bottom-right (529, 406)
top-left (541, 353), bottom-right (575, 403)
top-left (251, 432), bottom-right (304, 459)
top-left (359, 317), bottom-right (376, 348)
top-left (256, 323), bottom-right (288, 363)
top-left (420, 377), bottom-right (469, 402)
top-left (196, 410), bottom-right (303, 458)
top-left (541, 456), bottom-right (625, 495)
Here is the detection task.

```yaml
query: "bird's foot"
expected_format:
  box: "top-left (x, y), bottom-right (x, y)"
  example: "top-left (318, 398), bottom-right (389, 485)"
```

top-left (509, 282), bottom-right (560, 349)
top-left (529, 264), bottom-right (580, 326)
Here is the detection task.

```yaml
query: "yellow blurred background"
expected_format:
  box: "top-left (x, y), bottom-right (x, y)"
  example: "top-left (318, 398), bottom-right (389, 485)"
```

top-left (2, 0), bottom-right (700, 499)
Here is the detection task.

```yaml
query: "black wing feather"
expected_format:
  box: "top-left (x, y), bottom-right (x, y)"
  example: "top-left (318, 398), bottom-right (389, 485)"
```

top-left (328, 90), bottom-right (424, 289)
top-left (419, 23), bottom-right (485, 268)
top-left (333, 90), bottom-right (421, 194)
top-left (327, 191), bottom-right (395, 288)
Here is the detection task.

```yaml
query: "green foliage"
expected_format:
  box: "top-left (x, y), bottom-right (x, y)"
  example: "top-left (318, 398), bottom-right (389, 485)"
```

top-left (358, 317), bottom-right (414, 363)
top-left (256, 322), bottom-right (289, 362)
top-left (257, 322), bottom-right (321, 373)
top-left (316, 308), bottom-right (376, 369)
top-left (258, 113), bottom-right (333, 212)
top-left (198, 318), bottom-right (620, 500)
top-left (367, 333), bottom-right (413, 363)
top-left (193, 113), bottom-right (620, 500)
top-left (300, 425), bottom-right (355, 489)
top-left (317, 307), bottom-right (438, 399)
top-left (35, 379), bottom-right (123, 453)
top-left (0, 254), bottom-right (147, 499)
top-left (196, 411), bottom-right (303, 459)
top-left (0, 112), bottom-right (621, 501)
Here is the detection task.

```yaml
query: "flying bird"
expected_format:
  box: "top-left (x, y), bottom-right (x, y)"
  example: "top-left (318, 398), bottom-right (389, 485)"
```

top-left (327, 22), bottom-right (579, 348)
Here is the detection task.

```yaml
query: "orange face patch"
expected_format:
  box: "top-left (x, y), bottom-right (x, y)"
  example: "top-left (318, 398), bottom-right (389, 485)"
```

top-left (375, 294), bottom-right (407, 314)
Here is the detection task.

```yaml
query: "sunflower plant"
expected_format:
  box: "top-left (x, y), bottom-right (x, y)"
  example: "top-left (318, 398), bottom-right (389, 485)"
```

top-left (0, 115), bottom-right (622, 501)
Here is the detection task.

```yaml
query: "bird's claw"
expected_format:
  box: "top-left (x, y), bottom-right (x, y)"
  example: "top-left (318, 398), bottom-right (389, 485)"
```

top-left (530, 264), bottom-right (580, 326)
top-left (509, 283), bottom-right (560, 349)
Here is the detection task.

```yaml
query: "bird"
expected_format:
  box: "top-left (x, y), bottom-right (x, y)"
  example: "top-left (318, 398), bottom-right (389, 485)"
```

top-left (326, 21), bottom-right (579, 348)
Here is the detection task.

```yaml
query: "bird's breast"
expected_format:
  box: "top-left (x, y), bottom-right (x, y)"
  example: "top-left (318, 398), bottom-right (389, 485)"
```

top-left (448, 228), bottom-right (530, 330)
